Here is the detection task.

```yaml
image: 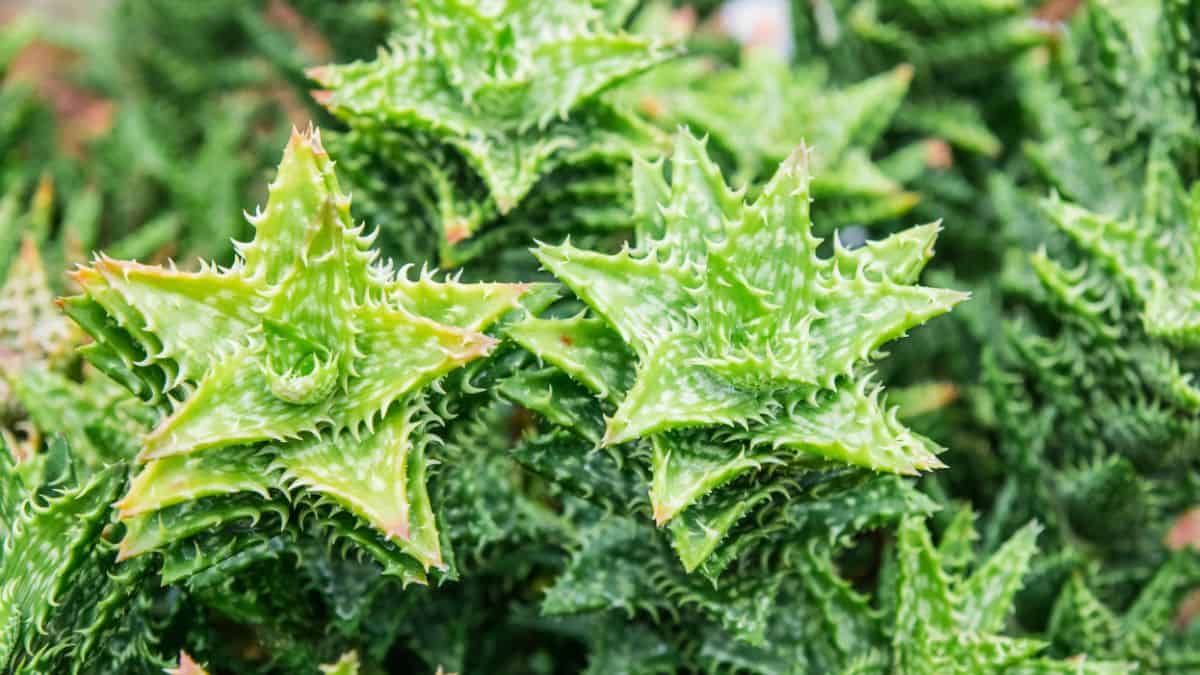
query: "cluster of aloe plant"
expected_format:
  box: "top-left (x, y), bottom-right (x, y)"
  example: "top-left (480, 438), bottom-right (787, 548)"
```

top-left (2, 0), bottom-right (1200, 673)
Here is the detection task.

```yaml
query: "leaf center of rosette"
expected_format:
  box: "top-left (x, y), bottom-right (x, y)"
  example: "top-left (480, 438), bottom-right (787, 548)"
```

top-left (261, 318), bottom-right (341, 405)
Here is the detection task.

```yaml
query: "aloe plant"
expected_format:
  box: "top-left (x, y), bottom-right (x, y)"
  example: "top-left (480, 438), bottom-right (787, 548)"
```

top-left (310, 0), bottom-right (671, 266)
top-left (618, 4), bottom-right (919, 227)
top-left (0, 177), bottom-right (155, 471)
top-left (67, 127), bottom-right (538, 578)
top-left (939, 1), bottom-right (1200, 665)
top-left (2, 0), bottom-right (1199, 672)
top-left (510, 132), bottom-right (960, 541)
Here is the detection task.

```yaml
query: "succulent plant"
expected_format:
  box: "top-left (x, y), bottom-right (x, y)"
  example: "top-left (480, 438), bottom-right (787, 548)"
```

top-left (3, 0), bottom-right (1200, 672)
top-left (522, 130), bottom-right (961, 520)
top-left (619, 5), bottom-right (919, 228)
top-left (67, 127), bottom-right (539, 579)
top-left (939, 0), bottom-right (1200, 662)
top-left (309, 0), bottom-right (672, 266)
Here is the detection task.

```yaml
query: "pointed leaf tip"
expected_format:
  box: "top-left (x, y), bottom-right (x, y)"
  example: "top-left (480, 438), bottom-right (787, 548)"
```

top-left (653, 501), bottom-right (670, 527)
top-left (445, 219), bottom-right (471, 244)
top-left (286, 124), bottom-right (326, 156)
top-left (385, 520), bottom-right (411, 542)
top-left (305, 65), bottom-right (330, 82)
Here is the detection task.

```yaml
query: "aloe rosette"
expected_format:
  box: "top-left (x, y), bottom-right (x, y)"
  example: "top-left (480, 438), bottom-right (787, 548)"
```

top-left (509, 130), bottom-right (965, 552)
top-left (308, 0), bottom-right (673, 265)
top-left (66, 127), bottom-right (537, 579)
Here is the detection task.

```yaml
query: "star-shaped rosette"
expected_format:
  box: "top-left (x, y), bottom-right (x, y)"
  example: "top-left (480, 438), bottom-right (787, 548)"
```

top-left (307, 0), bottom-right (672, 255)
top-left (523, 130), bottom-right (965, 528)
top-left (67, 128), bottom-right (536, 577)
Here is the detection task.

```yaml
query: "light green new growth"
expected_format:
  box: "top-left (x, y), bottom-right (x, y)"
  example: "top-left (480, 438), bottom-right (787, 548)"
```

top-left (685, 509), bottom-right (1129, 673)
top-left (69, 127), bottom-right (535, 575)
top-left (881, 515), bottom-right (1130, 674)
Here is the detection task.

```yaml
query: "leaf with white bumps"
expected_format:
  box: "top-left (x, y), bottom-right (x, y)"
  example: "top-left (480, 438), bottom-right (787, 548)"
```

top-left (532, 130), bottom-right (962, 497)
top-left (310, 0), bottom-right (672, 236)
top-left (68, 127), bottom-right (534, 572)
